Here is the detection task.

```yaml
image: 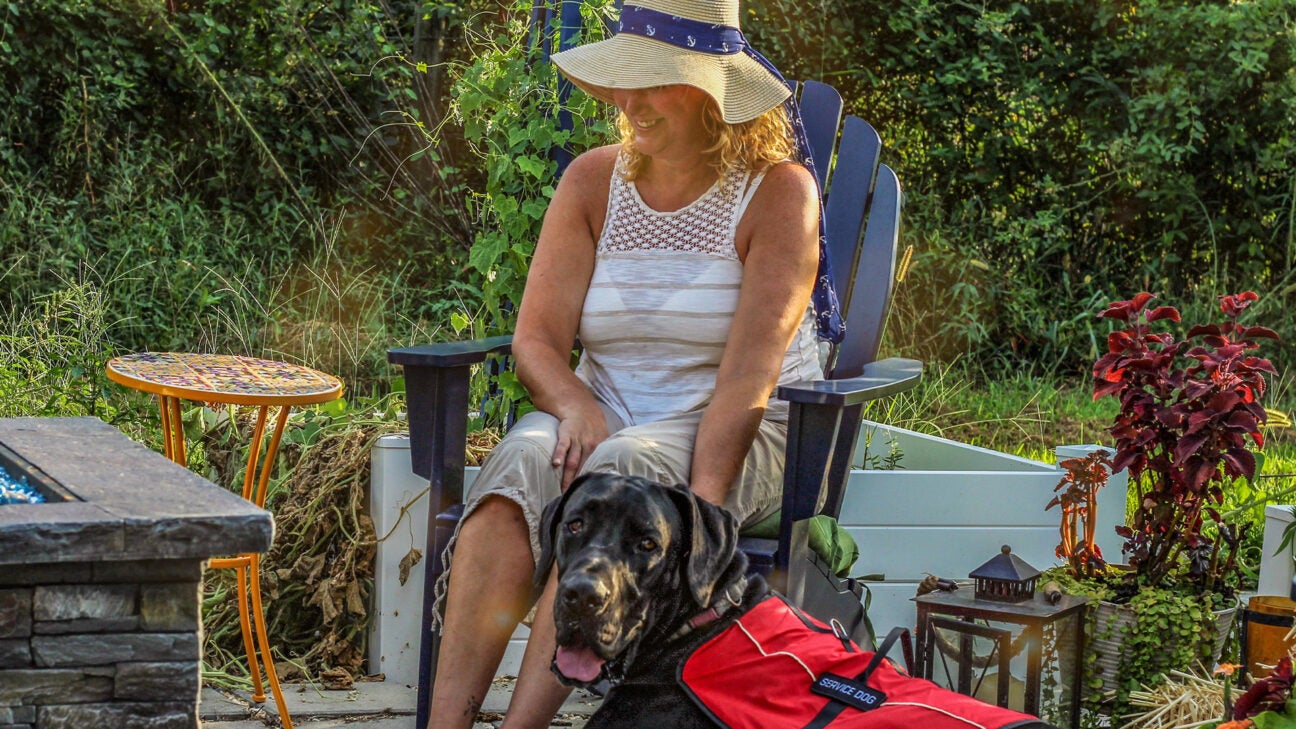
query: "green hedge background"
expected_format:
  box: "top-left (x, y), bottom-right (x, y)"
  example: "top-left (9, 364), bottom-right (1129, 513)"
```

top-left (3, 0), bottom-right (1293, 686)
top-left (3, 0), bottom-right (1293, 385)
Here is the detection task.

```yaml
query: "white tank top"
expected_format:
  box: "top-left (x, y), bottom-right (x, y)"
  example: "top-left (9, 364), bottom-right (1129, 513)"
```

top-left (573, 155), bottom-right (823, 426)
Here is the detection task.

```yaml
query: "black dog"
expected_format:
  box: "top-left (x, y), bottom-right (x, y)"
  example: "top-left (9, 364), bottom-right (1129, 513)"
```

top-left (535, 473), bottom-right (1060, 729)
top-left (535, 472), bottom-right (760, 729)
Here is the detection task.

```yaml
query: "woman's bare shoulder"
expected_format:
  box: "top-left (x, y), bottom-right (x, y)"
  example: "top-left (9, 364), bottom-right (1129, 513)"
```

top-left (561, 144), bottom-right (620, 186)
top-left (543, 145), bottom-right (620, 241)
top-left (743, 161), bottom-right (816, 225)
top-left (755, 160), bottom-right (816, 202)
top-left (735, 161), bottom-right (817, 260)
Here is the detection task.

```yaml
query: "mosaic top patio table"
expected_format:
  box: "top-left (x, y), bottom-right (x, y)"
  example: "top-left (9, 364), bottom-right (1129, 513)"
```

top-left (107, 352), bottom-right (344, 729)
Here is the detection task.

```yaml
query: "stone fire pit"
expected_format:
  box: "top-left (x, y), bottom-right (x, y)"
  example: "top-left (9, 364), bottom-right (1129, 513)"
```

top-left (0, 417), bottom-right (273, 729)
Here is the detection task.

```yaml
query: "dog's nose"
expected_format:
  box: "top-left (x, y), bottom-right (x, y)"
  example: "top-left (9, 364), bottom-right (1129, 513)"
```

top-left (559, 574), bottom-right (608, 614)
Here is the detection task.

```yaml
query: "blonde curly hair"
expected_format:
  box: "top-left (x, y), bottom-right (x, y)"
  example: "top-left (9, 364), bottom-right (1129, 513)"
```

top-left (617, 99), bottom-right (798, 180)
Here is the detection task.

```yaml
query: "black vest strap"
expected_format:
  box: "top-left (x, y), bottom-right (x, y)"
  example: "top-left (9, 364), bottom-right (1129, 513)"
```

top-left (800, 626), bottom-right (911, 729)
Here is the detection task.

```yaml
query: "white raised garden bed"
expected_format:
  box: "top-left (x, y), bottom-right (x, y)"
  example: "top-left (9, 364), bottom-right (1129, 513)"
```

top-left (368, 424), bottom-right (1128, 685)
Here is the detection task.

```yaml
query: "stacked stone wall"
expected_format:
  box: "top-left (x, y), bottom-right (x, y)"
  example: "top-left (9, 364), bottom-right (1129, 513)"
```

top-left (0, 559), bottom-right (203, 729)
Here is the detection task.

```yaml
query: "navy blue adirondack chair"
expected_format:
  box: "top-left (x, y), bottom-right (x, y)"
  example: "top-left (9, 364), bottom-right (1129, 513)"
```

top-left (387, 3), bottom-right (920, 726)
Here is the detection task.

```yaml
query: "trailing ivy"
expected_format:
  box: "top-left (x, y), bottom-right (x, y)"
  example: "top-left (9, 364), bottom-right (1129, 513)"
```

top-left (1048, 568), bottom-right (1235, 716)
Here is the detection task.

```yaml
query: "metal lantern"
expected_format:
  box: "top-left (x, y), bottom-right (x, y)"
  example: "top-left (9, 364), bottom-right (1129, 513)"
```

top-left (969, 545), bottom-right (1040, 602)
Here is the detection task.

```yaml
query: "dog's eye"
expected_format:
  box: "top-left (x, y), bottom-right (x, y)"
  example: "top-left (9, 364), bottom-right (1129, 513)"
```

top-left (565, 519), bottom-right (584, 535)
top-left (638, 538), bottom-right (658, 552)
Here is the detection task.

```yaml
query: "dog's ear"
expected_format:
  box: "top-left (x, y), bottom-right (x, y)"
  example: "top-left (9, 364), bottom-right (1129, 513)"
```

top-left (531, 473), bottom-right (595, 602)
top-left (664, 484), bottom-right (740, 607)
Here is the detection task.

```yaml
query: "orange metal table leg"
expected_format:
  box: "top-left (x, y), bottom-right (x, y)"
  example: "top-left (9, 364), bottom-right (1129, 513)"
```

top-left (211, 555), bottom-right (269, 702)
top-left (250, 552), bottom-right (291, 727)
top-left (235, 559), bottom-right (266, 701)
top-left (157, 395), bottom-right (187, 465)
top-left (238, 404), bottom-right (293, 729)
top-left (175, 401), bottom-right (296, 729)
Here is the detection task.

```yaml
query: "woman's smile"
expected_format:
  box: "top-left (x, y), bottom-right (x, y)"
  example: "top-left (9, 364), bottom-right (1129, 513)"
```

top-left (614, 85), bottom-right (710, 157)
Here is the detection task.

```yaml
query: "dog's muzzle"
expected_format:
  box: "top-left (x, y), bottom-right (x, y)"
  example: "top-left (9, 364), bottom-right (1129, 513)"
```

top-left (553, 564), bottom-right (647, 686)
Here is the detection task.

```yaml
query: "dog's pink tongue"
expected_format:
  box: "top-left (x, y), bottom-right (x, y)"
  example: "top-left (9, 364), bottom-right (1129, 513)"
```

top-left (555, 645), bottom-right (605, 683)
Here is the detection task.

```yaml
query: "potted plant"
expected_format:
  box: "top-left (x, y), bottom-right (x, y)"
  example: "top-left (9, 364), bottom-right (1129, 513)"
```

top-left (1048, 291), bottom-right (1278, 710)
top-left (1049, 448), bottom-right (1114, 583)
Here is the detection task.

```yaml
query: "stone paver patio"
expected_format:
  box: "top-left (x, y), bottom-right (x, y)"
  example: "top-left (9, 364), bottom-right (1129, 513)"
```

top-left (200, 677), bottom-right (600, 728)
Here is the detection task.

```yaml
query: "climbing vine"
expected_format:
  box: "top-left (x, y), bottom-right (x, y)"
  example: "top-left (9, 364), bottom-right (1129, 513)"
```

top-left (450, 0), bottom-right (618, 334)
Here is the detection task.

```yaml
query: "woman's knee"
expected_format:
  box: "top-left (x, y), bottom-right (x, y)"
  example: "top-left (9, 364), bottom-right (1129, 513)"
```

top-left (584, 433), bottom-right (675, 481)
top-left (459, 495), bottom-right (528, 541)
top-left (486, 431), bottom-right (555, 471)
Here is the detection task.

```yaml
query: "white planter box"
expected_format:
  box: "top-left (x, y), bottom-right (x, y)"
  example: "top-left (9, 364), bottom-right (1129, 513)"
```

top-left (369, 436), bottom-right (506, 686)
top-left (368, 425), bottom-right (1129, 683)
top-left (1259, 505), bottom-right (1296, 597)
top-left (845, 425), bottom-right (1126, 633)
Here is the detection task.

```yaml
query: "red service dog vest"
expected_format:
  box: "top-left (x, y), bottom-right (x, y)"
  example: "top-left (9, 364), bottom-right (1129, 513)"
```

top-left (678, 595), bottom-right (1040, 729)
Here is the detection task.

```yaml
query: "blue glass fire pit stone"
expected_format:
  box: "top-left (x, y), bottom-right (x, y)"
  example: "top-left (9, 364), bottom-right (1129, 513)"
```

top-left (0, 464), bottom-right (44, 504)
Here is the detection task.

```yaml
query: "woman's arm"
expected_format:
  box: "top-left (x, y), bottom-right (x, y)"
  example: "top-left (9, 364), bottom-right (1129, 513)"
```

top-left (513, 146), bottom-right (618, 489)
top-left (689, 161), bottom-right (820, 506)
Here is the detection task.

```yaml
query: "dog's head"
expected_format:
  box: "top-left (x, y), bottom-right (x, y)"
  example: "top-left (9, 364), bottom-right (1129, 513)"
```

top-left (535, 473), bottom-right (745, 688)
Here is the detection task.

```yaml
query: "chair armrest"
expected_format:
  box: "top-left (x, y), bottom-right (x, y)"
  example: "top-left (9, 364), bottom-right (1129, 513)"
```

top-left (771, 357), bottom-right (923, 596)
top-left (385, 334), bottom-right (516, 729)
top-left (387, 335), bottom-right (514, 368)
top-left (776, 357), bottom-right (922, 406)
top-left (385, 335), bottom-right (514, 500)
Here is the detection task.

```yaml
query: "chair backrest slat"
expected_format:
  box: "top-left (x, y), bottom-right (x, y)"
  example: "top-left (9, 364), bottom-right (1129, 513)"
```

top-left (830, 164), bottom-right (902, 378)
top-left (823, 116), bottom-right (882, 320)
top-left (797, 80), bottom-right (843, 190)
top-left (531, 0), bottom-right (586, 59)
top-left (558, 0), bottom-right (583, 50)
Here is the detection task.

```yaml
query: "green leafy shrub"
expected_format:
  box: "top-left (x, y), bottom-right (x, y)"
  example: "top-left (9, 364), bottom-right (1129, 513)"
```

top-left (0, 281), bottom-right (116, 420)
top-left (0, 277), bottom-right (159, 439)
top-left (747, 0), bottom-right (1296, 375)
top-left (855, 1), bottom-right (1290, 368)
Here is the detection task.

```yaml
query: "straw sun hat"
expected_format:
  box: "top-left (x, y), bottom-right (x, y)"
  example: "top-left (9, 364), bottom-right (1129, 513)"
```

top-left (550, 0), bottom-right (792, 124)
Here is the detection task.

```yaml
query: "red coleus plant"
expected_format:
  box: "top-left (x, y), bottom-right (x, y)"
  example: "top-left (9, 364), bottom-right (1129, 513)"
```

top-left (1094, 292), bottom-right (1278, 596)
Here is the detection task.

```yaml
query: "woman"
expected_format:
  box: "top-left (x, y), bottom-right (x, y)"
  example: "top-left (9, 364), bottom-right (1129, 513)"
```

top-left (429, 1), bottom-right (839, 726)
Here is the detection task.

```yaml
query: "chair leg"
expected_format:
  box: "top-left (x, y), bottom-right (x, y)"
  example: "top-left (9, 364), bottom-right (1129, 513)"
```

top-left (250, 553), bottom-right (294, 729)
top-left (416, 506), bottom-right (461, 729)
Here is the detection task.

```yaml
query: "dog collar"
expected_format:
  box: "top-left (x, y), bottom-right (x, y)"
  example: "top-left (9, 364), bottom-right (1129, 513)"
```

top-left (669, 576), bottom-right (748, 642)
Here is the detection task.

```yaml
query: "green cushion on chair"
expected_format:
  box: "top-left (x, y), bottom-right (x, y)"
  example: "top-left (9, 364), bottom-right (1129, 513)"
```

top-left (741, 510), bottom-right (782, 539)
top-left (740, 512), bottom-right (860, 578)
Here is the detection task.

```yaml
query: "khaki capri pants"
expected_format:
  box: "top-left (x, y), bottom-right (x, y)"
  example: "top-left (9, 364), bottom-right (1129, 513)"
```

top-left (430, 403), bottom-right (788, 629)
